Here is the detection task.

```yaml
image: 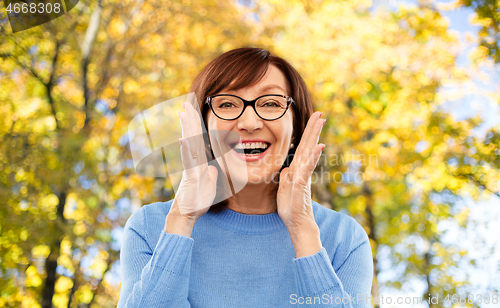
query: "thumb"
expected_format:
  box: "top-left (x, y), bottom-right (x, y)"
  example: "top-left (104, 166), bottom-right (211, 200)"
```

top-left (279, 167), bottom-right (289, 189)
top-left (208, 165), bottom-right (218, 187)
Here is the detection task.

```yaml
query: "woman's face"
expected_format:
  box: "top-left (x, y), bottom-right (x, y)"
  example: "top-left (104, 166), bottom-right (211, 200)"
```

top-left (206, 64), bottom-right (294, 186)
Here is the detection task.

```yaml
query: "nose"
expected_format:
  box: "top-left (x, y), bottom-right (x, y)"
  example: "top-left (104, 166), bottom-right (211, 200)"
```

top-left (236, 105), bottom-right (263, 133)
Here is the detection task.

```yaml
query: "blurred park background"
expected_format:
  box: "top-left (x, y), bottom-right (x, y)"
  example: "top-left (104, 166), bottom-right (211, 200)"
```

top-left (1, 0), bottom-right (500, 307)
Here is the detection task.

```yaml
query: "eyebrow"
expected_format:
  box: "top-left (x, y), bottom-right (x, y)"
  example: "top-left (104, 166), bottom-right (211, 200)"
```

top-left (258, 84), bottom-right (286, 94)
top-left (221, 84), bottom-right (287, 96)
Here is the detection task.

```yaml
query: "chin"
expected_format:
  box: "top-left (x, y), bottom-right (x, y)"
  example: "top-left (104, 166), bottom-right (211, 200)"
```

top-left (245, 167), bottom-right (281, 185)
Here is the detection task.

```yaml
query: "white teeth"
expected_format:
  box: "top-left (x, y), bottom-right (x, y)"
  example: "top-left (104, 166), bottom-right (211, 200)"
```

top-left (233, 142), bottom-right (269, 150)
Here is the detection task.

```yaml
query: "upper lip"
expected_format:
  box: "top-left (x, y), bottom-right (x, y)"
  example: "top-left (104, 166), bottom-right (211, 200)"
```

top-left (231, 139), bottom-right (271, 145)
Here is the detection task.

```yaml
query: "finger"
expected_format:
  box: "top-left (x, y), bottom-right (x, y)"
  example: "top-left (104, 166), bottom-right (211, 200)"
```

top-left (301, 143), bottom-right (325, 181)
top-left (298, 121), bottom-right (325, 168)
top-left (183, 101), bottom-right (208, 164)
top-left (185, 100), bottom-right (203, 131)
top-left (178, 110), bottom-right (193, 139)
top-left (294, 112), bottom-right (324, 166)
top-left (179, 110), bottom-right (206, 165)
top-left (296, 112), bottom-right (324, 155)
top-left (178, 111), bottom-right (198, 161)
top-left (278, 167), bottom-right (290, 191)
top-left (294, 111), bottom-right (322, 153)
top-left (179, 137), bottom-right (197, 172)
top-left (207, 165), bottom-right (218, 191)
top-left (184, 101), bottom-right (204, 137)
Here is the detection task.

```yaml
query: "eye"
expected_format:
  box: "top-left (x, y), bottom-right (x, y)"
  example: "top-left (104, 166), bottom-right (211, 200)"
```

top-left (218, 101), bottom-right (237, 108)
top-left (261, 100), bottom-right (280, 107)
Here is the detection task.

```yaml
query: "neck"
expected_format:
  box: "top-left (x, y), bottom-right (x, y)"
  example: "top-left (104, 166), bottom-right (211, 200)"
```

top-left (226, 182), bottom-right (278, 214)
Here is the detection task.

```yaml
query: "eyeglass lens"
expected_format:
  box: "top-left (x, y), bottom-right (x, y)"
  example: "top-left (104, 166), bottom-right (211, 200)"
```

top-left (211, 95), bottom-right (288, 120)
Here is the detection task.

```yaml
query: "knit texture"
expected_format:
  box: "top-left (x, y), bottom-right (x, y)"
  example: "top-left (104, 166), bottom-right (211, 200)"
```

top-left (118, 200), bottom-right (373, 307)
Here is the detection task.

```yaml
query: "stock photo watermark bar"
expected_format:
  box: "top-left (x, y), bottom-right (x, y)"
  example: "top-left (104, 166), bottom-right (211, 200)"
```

top-left (4, 0), bottom-right (79, 33)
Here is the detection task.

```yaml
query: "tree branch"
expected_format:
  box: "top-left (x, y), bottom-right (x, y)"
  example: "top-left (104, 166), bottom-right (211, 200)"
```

top-left (67, 261), bottom-right (81, 308)
top-left (46, 40), bottom-right (61, 130)
top-left (0, 47), bottom-right (46, 85)
top-left (467, 173), bottom-right (500, 198)
top-left (82, 0), bottom-right (103, 129)
top-left (362, 180), bottom-right (380, 308)
top-left (86, 254), bottom-right (117, 307)
top-left (41, 240), bottom-right (61, 308)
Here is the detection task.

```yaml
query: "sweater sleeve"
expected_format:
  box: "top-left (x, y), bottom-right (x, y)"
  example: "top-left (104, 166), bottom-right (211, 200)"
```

top-left (291, 222), bottom-right (373, 307)
top-left (117, 207), bottom-right (194, 308)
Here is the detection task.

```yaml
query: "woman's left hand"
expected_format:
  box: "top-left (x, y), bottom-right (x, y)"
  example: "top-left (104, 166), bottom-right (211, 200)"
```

top-left (277, 111), bottom-right (326, 257)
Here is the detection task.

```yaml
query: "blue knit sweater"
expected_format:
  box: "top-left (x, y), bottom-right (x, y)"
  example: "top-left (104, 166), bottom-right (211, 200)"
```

top-left (117, 200), bottom-right (373, 307)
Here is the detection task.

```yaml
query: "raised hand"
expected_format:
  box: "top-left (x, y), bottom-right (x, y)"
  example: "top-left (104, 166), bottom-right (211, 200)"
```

top-left (277, 111), bottom-right (325, 257)
top-left (164, 101), bottom-right (218, 237)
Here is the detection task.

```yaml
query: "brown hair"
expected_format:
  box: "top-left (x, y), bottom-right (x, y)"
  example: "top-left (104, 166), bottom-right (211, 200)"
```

top-left (189, 47), bottom-right (313, 211)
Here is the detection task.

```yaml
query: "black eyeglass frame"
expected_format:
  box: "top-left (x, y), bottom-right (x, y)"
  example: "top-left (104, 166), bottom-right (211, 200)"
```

top-left (206, 94), bottom-right (294, 121)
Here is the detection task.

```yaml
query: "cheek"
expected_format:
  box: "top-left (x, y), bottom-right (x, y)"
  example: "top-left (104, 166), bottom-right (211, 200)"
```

top-left (206, 115), bottom-right (230, 137)
top-left (206, 115), bottom-right (238, 150)
top-left (268, 120), bottom-right (293, 168)
top-left (273, 116), bottom-right (294, 145)
top-left (207, 114), bottom-right (239, 133)
top-left (207, 114), bottom-right (220, 131)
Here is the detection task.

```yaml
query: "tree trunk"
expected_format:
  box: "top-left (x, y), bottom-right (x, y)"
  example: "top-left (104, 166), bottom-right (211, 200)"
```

top-left (41, 240), bottom-right (60, 308)
top-left (82, 0), bottom-right (103, 128)
top-left (67, 262), bottom-right (81, 308)
top-left (41, 190), bottom-right (67, 308)
top-left (363, 181), bottom-right (380, 308)
top-left (424, 240), bottom-right (438, 308)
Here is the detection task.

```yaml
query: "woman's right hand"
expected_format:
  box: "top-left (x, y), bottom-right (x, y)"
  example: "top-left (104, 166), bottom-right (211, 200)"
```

top-left (164, 100), bottom-right (218, 237)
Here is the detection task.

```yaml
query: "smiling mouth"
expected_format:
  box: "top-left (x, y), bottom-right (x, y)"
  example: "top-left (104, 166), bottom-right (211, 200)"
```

top-left (230, 142), bottom-right (270, 156)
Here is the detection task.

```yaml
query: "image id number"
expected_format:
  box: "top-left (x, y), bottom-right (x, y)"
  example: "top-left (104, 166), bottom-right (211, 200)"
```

top-left (6, 2), bottom-right (62, 14)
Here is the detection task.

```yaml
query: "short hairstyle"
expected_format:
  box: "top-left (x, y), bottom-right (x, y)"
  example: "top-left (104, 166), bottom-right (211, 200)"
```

top-left (189, 47), bottom-right (314, 211)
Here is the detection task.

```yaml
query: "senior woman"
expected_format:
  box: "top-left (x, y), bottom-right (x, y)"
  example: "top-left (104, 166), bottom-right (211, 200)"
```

top-left (118, 48), bottom-right (373, 307)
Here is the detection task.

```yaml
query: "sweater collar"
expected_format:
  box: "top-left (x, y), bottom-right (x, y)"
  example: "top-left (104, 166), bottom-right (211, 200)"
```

top-left (205, 207), bottom-right (286, 234)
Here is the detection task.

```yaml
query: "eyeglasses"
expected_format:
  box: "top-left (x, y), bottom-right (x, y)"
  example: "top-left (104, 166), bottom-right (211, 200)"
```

top-left (206, 94), bottom-right (294, 121)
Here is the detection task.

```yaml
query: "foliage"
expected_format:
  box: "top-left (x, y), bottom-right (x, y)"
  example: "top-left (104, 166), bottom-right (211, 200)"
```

top-left (459, 0), bottom-right (500, 63)
top-left (1, 0), bottom-right (499, 307)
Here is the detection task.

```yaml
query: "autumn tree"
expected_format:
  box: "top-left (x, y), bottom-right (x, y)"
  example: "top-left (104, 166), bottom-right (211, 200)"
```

top-left (1, 0), bottom-right (499, 307)
top-left (1, 0), bottom-right (254, 306)
top-left (247, 0), bottom-right (500, 305)
top-left (459, 0), bottom-right (500, 63)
